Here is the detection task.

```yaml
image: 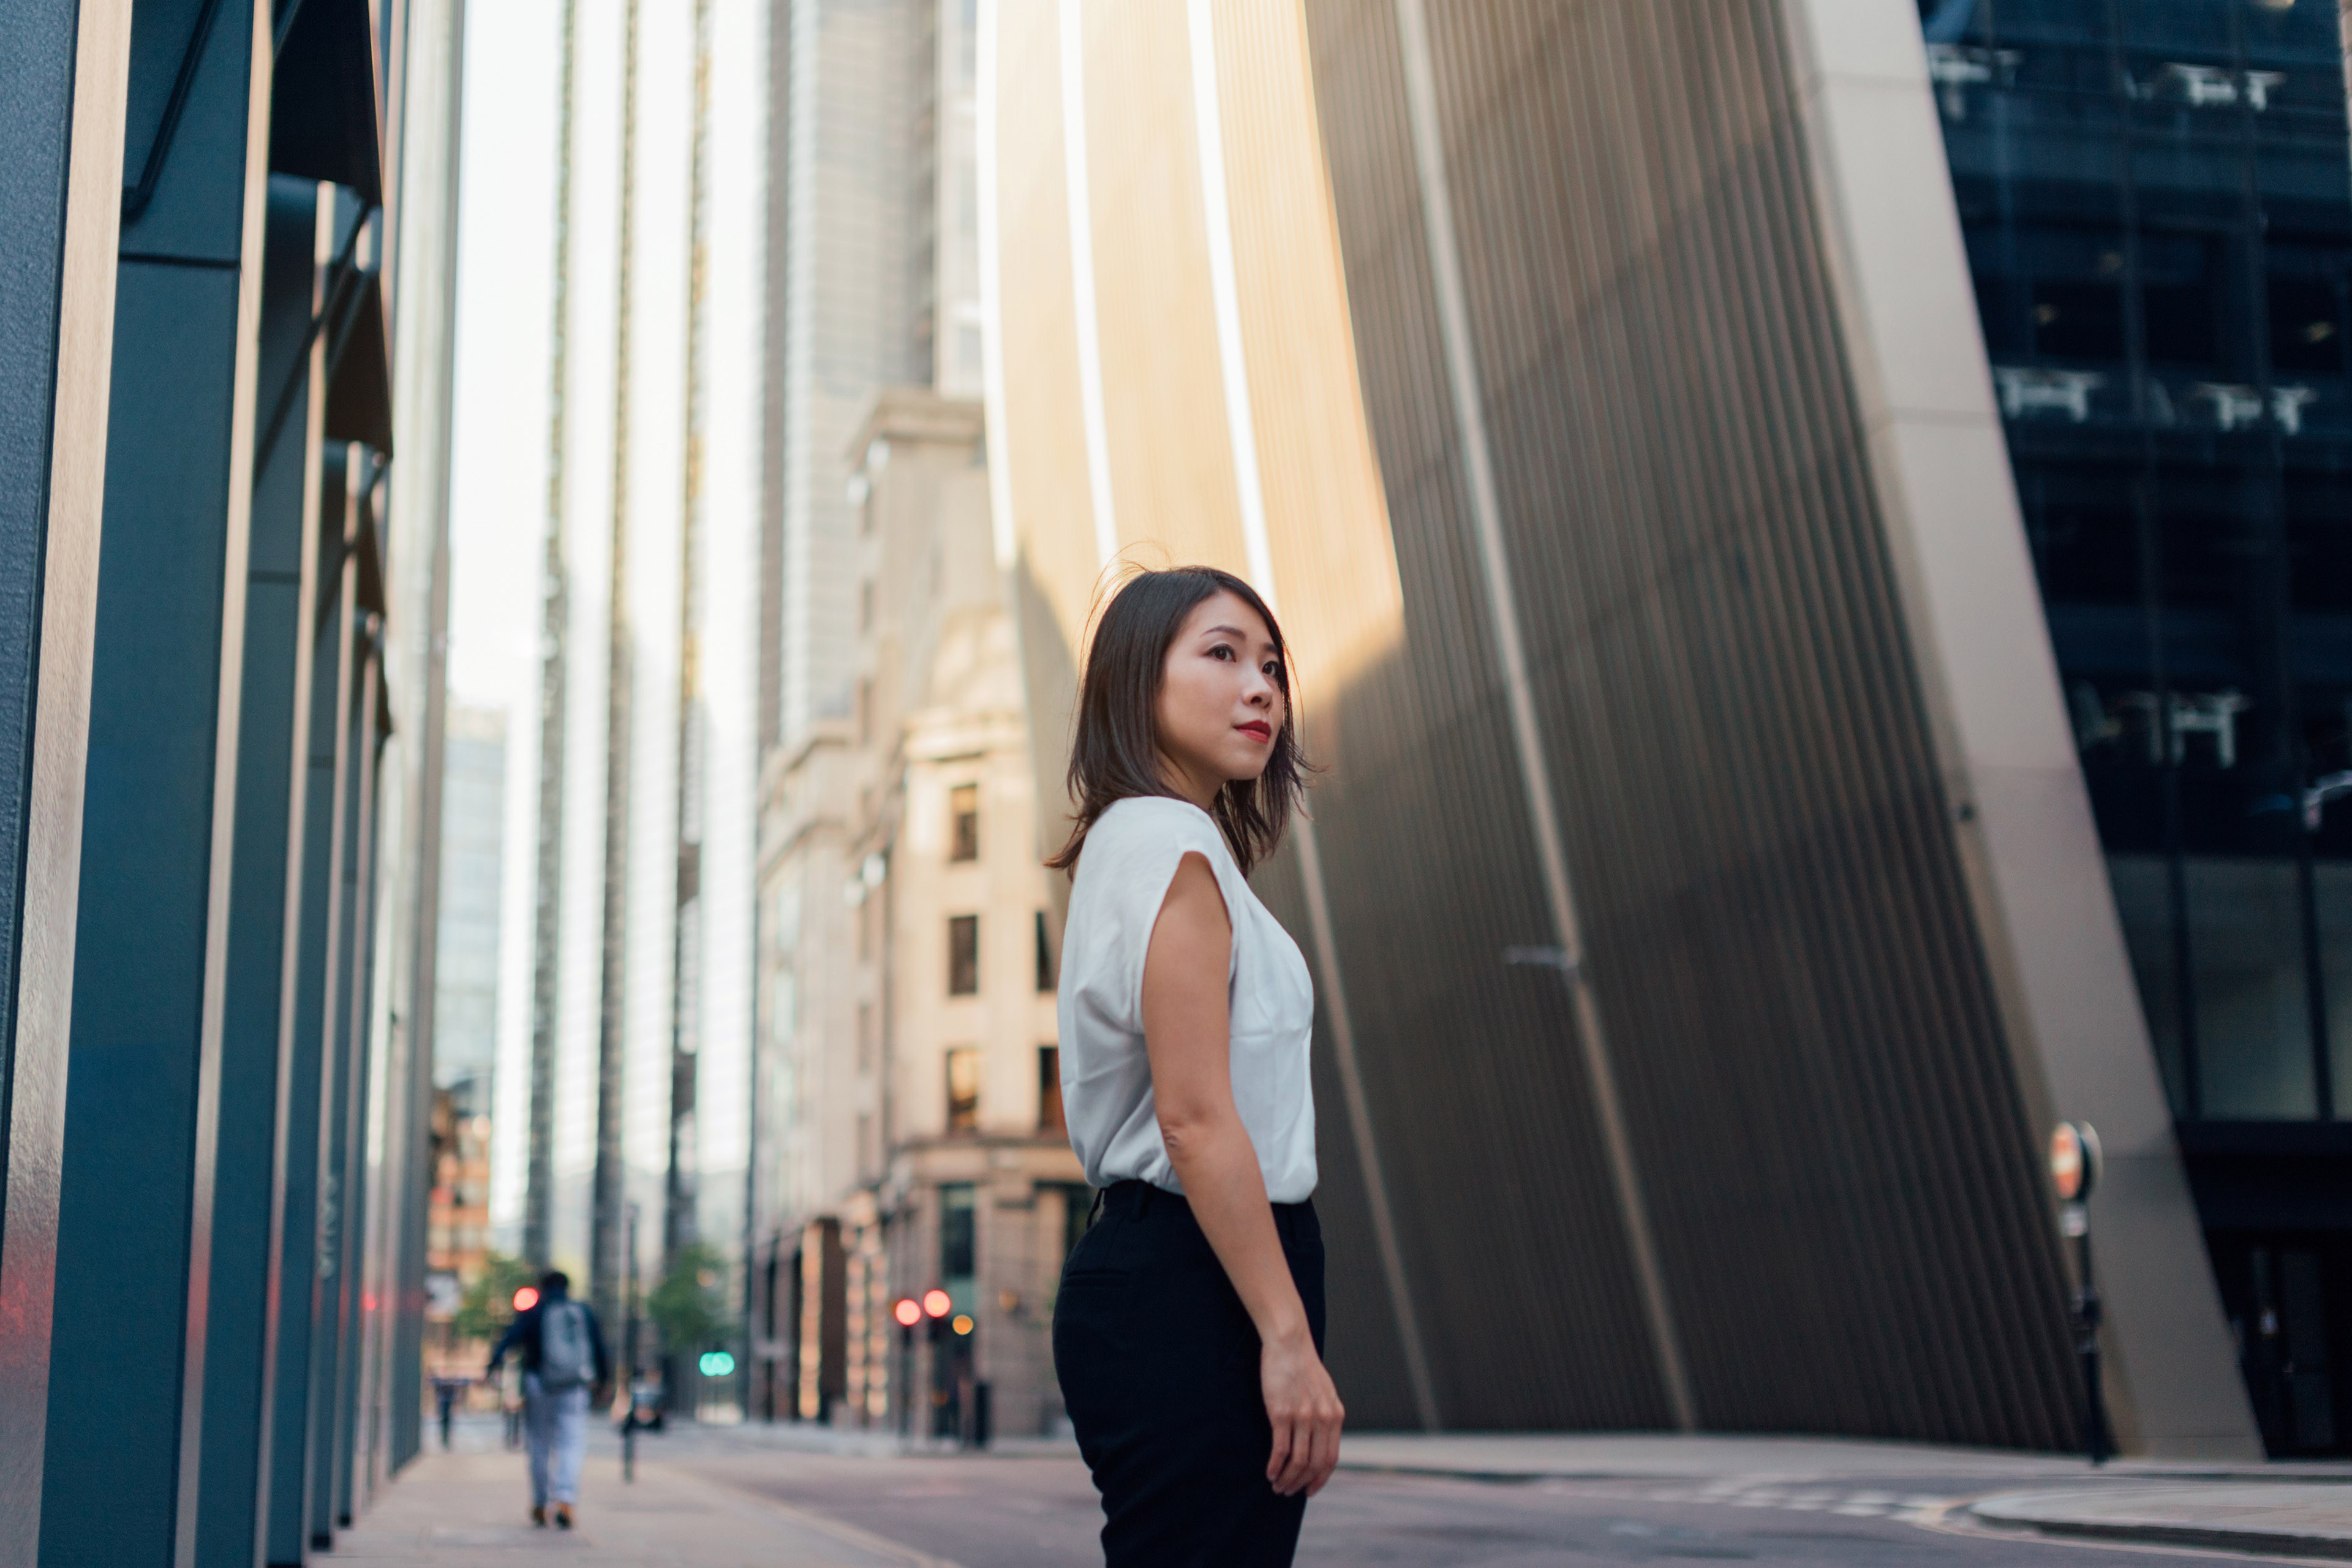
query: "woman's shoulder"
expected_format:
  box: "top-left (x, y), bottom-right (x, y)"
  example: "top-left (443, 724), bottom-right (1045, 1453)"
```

top-left (1082, 796), bottom-right (1230, 872)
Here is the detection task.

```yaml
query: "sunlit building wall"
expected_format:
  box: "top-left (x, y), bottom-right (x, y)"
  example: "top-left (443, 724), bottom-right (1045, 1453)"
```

top-left (517, 0), bottom-right (767, 1362)
top-left (434, 705), bottom-right (509, 1114)
top-left (694, 0), bottom-right (772, 1305)
top-left (750, 0), bottom-right (971, 1422)
top-left (982, 0), bottom-right (2280, 1455)
top-left (543, 0), bottom-right (628, 1288)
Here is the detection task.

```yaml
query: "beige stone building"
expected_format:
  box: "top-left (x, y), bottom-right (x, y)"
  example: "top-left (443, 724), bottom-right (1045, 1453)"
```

top-left (752, 390), bottom-right (1084, 1438)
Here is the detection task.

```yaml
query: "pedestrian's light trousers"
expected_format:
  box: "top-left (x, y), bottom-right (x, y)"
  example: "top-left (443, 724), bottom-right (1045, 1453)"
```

top-left (522, 1373), bottom-right (590, 1506)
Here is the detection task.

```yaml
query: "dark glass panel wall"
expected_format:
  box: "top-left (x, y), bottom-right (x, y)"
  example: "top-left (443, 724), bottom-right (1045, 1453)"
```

top-left (1926, 0), bottom-right (2351, 1121)
top-left (1921, 0), bottom-right (2352, 1455)
top-left (1297, 0), bottom-right (2082, 1444)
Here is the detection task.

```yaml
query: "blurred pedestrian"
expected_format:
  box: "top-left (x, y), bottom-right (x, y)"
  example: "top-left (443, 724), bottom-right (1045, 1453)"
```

top-left (431, 1374), bottom-right (470, 1450)
top-left (487, 1270), bottom-right (609, 1529)
top-left (1049, 568), bottom-right (1343, 1567)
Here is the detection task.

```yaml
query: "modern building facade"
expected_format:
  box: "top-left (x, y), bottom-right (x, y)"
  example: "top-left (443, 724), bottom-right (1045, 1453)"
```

top-left (435, 704), bottom-right (508, 1114)
top-left (747, 0), bottom-right (1087, 1436)
top-left (516, 0), bottom-right (765, 1378)
top-left (1920, 0), bottom-right (2351, 1458)
top-left (750, 391), bottom-right (1079, 1435)
top-left (982, 0), bottom-right (2342, 1456)
top-left (1, 0), bottom-right (463, 1559)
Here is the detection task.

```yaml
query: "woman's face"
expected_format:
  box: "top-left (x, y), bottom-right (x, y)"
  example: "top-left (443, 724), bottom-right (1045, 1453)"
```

top-left (1154, 590), bottom-right (1287, 805)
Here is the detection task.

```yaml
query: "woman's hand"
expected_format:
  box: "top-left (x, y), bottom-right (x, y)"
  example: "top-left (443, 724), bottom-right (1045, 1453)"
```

top-left (1261, 1324), bottom-right (1345, 1496)
top-left (1145, 851), bottom-right (1343, 1497)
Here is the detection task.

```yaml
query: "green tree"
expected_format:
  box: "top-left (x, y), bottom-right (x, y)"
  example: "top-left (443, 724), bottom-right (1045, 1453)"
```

top-left (647, 1240), bottom-right (730, 1356)
top-left (453, 1253), bottom-right (541, 1347)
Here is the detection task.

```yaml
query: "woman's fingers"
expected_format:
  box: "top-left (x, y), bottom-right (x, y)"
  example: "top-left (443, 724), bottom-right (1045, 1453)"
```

top-left (1275, 1420), bottom-right (1315, 1494)
top-left (1265, 1415), bottom-right (1297, 1488)
top-left (1305, 1414), bottom-right (1340, 1496)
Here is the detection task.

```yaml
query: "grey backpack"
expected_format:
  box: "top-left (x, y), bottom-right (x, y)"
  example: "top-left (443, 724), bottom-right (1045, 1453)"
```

top-left (538, 1300), bottom-right (592, 1391)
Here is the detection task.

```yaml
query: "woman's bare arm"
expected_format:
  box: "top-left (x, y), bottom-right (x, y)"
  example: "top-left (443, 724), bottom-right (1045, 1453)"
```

top-left (1143, 851), bottom-right (1344, 1498)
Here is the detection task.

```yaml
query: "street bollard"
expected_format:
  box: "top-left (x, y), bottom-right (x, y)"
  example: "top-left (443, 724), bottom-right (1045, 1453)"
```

top-left (2051, 1121), bottom-right (2113, 1466)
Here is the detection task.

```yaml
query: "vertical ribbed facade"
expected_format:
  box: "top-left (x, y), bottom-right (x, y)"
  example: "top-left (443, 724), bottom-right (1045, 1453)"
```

top-left (1294, 0), bottom-right (2080, 1442)
top-left (982, 0), bottom-right (2274, 1448)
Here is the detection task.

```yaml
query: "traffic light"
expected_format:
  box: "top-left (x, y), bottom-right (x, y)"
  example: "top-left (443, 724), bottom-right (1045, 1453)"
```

top-left (923, 1287), bottom-right (951, 1344)
top-left (513, 1286), bottom-right (540, 1313)
top-left (892, 1297), bottom-right (922, 1329)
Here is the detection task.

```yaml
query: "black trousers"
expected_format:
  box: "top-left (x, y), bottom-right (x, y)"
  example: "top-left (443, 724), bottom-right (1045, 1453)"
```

top-left (1053, 1180), bottom-right (1326, 1567)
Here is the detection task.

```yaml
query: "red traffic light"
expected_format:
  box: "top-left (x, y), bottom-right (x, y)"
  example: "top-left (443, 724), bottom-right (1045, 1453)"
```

top-left (513, 1286), bottom-right (540, 1312)
top-left (892, 1297), bottom-right (922, 1329)
top-left (2049, 1121), bottom-right (2101, 1203)
top-left (922, 1288), bottom-right (952, 1319)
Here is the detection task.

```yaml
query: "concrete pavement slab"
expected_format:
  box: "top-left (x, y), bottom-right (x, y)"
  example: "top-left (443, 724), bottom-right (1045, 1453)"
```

top-left (333, 1446), bottom-right (962, 1567)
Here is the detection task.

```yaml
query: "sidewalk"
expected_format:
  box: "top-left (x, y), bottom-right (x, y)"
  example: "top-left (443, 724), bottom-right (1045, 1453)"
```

top-left (1969, 1482), bottom-right (2352, 1561)
top-left (1332, 1432), bottom-right (2101, 1483)
top-left (1322, 1432), bottom-right (2352, 1559)
top-left (333, 1433), bottom-right (959, 1567)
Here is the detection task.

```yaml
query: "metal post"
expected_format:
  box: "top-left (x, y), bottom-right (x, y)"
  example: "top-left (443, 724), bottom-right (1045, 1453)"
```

top-left (38, 0), bottom-right (275, 1558)
top-left (2051, 1122), bottom-right (2113, 1466)
top-left (0, 0), bottom-right (127, 1557)
top-left (622, 1200), bottom-right (640, 1482)
top-left (304, 447), bottom-right (364, 1551)
top-left (2067, 1206), bottom-right (2114, 1466)
top-left (194, 173), bottom-right (330, 1568)
top-left (268, 444), bottom-right (357, 1565)
top-left (331, 647), bottom-right (384, 1526)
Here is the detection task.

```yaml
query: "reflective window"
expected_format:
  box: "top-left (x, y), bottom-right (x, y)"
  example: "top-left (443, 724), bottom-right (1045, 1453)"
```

top-left (945, 1047), bottom-right (980, 1133)
top-left (1926, 0), bottom-right (2352, 1121)
top-left (948, 913), bottom-right (979, 995)
top-left (940, 1182), bottom-right (976, 1281)
top-left (1038, 1044), bottom-right (1064, 1133)
top-left (950, 782), bottom-right (979, 862)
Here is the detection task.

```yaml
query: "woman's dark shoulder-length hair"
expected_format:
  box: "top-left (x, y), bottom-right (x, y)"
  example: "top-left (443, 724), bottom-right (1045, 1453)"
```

top-left (1047, 565), bottom-right (1309, 877)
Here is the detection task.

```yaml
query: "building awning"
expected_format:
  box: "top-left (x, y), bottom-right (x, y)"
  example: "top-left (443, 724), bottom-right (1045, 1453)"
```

top-left (270, 0), bottom-right (383, 205)
top-left (325, 270), bottom-right (393, 458)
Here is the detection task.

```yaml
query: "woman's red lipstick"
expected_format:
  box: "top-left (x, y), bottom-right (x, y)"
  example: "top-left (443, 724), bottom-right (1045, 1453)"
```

top-left (1236, 720), bottom-right (1273, 742)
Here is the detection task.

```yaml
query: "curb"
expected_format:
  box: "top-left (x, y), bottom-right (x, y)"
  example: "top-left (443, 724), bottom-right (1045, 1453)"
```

top-left (1970, 1491), bottom-right (2352, 1562)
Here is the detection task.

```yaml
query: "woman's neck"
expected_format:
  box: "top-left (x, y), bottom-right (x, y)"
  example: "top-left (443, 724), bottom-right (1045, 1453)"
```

top-left (1155, 753), bottom-right (1221, 813)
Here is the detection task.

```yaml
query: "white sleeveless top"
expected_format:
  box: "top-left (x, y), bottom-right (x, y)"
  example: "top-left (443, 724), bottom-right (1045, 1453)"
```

top-left (1057, 796), bottom-right (1317, 1203)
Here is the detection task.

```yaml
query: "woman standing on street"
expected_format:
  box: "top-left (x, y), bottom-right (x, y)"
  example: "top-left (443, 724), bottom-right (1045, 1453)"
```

top-left (1050, 567), bottom-right (1344, 1567)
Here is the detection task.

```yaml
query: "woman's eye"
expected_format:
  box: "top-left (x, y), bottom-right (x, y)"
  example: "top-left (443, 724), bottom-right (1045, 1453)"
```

top-left (1210, 645), bottom-right (1234, 660)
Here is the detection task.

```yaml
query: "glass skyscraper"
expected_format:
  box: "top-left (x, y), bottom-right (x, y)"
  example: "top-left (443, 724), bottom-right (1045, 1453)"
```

top-left (1923, 0), bottom-right (2350, 1453)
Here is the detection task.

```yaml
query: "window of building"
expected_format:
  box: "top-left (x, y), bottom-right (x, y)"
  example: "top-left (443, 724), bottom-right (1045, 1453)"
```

top-left (945, 1047), bottom-right (980, 1133)
top-left (950, 783), bottom-right (979, 861)
top-left (947, 914), bottom-right (979, 995)
top-left (857, 1001), bottom-right (872, 1074)
top-left (1038, 1045), bottom-right (1064, 1133)
top-left (940, 1182), bottom-right (976, 1282)
top-left (1035, 910), bottom-right (1057, 992)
